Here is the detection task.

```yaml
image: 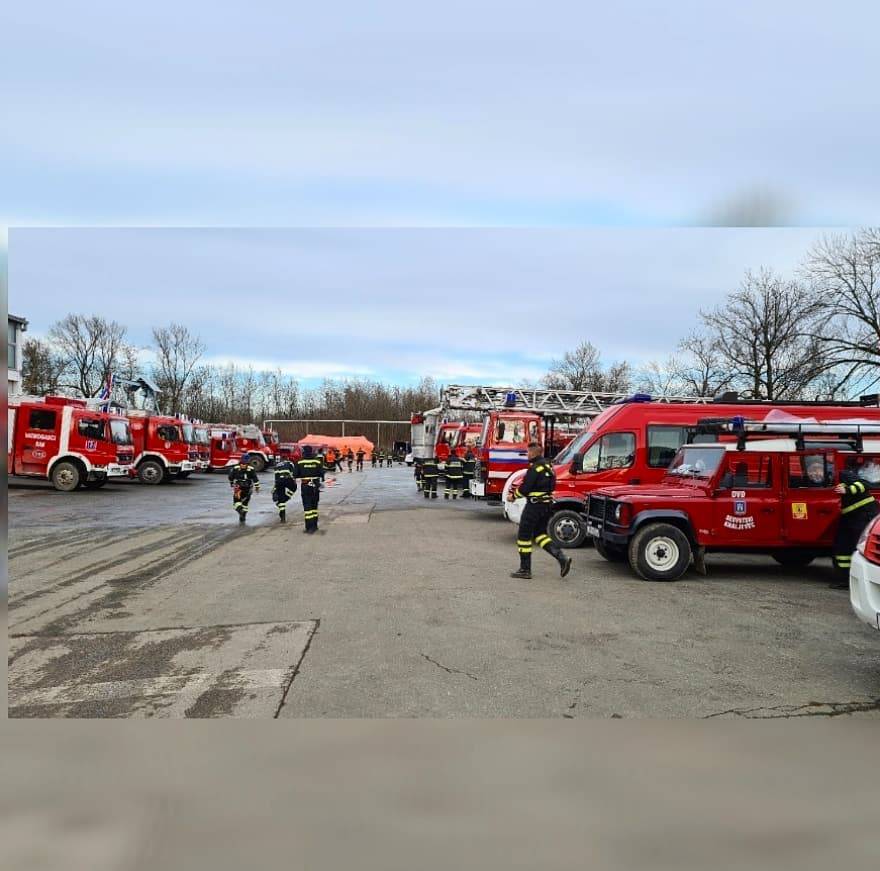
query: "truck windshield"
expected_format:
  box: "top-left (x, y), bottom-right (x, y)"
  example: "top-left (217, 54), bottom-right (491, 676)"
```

top-left (194, 429), bottom-right (209, 445)
top-left (78, 418), bottom-right (107, 440)
top-left (665, 447), bottom-right (724, 480)
top-left (110, 419), bottom-right (133, 445)
top-left (555, 429), bottom-right (592, 465)
top-left (181, 423), bottom-right (196, 443)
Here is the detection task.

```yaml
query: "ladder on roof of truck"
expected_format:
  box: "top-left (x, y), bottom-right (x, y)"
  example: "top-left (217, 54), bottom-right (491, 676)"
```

top-left (438, 385), bottom-right (710, 416)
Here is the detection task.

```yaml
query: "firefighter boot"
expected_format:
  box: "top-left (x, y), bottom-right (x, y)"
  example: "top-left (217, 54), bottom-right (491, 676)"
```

top-left (510, 553), bottom-right (532, 580)
top-left (238, 507), bottom-right (246, 524)
top-left (279, 506), bottom-right (286, 523)
top-left (548, 544), bottom-right (572, 579)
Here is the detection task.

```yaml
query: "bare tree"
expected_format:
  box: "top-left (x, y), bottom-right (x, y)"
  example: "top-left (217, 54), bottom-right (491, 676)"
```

top-left (638, 357), bottom-right (690, 396)
top-left (48, 314), bottom-right (128, 396)
top-left (672, 332), bottom-right (735, 398)
top-left (543, 342), bottom-right (633, 393)
top-left (700, 268), bottom-right (829, 400)
top-left (802, 228), bottom-right (880, 392)
top-left (21, 337), bottom-right (67, 396)
top-left (151, 323), bottom-right (206, 416)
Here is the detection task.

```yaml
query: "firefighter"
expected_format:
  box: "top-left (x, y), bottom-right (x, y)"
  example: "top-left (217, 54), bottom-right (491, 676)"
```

top-left (414, 457), bottom-right (424, 491)
top-left (387, 449), bottom-right (394, 468)
top-left (324, 447), bottom-right (337, 474)
top-left (830, 465), bottom-right (879, 588)
top-left (356, 447), bottom-right (365, 471)
top-left (371, 449), bottom-right (378, 468)
top-left (228, 452), bottom-right (260, 524)
top-left (346, 448), bottom-right (354, 472)
top-left (376, 448), bottom-right (384, 468)
top-left (295, 445), bottom-right (325, 534)
top-left (444, 451), bottom-right (464, 499)
top-left (422, 454), bottom-right (440, 499)
top-left (461, 448), bottom-right (476, 498)
top-left (272, 457), bottom-right (297, 523)
top-left (508, 441), bottom-right (572, 580)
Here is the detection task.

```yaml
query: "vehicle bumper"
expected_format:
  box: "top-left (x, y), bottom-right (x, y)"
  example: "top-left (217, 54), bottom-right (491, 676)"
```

top-left (179, 460), bottom-right (195, 472)
top-left (106, 463), bottom-right (133, 478)
top-left (469, 480), bottom-right (486, 498)
top-left (850, 551), bottom-right (880, 632)
top-left (587, 524), bottom-right (629, 547)
top-left (504, 497), bottom-right (525, 524)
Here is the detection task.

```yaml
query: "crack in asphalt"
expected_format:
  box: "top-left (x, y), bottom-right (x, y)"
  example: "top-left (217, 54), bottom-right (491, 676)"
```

top-left (702, 698), bottom-right (880, 719)
top-left (421, 653), bottom-right (479, 681)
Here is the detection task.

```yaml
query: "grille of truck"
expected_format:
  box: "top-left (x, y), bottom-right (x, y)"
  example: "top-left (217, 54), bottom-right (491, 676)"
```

top-left (587, 495), bottom-right (606, 523)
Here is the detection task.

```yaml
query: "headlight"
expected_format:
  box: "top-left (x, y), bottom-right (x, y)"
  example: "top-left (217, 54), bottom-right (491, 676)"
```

top-left (614, 503), bottom-right (623, 521)
top-left (857, 525), bottom-right (872, 555)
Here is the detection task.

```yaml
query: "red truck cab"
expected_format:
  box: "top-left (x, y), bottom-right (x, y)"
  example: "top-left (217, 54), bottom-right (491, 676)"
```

top-left (233, 425), bottom-right (273, 472)
top-left (586, 425), bottom-right (880, 582)
top-left (208, 426), bottom-right (241, 471)
top-left (7, 395), bottom-right (134, 491)
top-left (470, 410), bottom-right (543, 499)
top-left (127, 411), bottom-right (193, 484)
top-left (193, 424), bottom-right (210, 471)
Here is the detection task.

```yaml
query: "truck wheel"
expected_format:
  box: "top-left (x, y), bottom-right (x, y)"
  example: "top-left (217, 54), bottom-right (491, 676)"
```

top-left (138, 460), bottom-right (165, 485)
top-left (595, 539), bottom-right (627, 562)
top-left (772, 551), bottom-right (815, 568)
top-left (51, 461), bottom-right (82, 492)
top-left (248, 455), bottom-right (266, 473)
top-left (82, 477), bottom-right (108, 490)
top-left (629, 523), bottom-right (692, 582)
top-left (548, 509), bottom-right (588, 549)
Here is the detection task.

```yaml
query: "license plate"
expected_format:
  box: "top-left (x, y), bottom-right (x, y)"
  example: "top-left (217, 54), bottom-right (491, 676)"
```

top-left (585, 523), bottom-right (600, 537)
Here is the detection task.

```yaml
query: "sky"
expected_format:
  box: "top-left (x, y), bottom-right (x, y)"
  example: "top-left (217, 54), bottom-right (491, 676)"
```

top-left (2, 1), bottom-right (879, 228)
top-left (9, 227), bottom-right (831, 387)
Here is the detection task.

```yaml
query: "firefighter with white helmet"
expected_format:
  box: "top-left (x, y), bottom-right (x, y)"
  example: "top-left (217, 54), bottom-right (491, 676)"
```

top-left (228, 452), bottom-right (260, 524)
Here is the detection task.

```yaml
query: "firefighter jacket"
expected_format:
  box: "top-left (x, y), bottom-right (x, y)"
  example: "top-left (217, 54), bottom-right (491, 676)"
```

top-left (295, 456), bottom-right (326, 482)
top-left (422, 457), bottom-right (439, 477)
top-left (228, 463), bottom-right (259, 489)
top-left (840, 473), bottom-right (878, 519)
top-left (274, 460), bottom-right (298, 492)
top-left (515, 456), bottom-right (555, 503)
top-left (462, 454), bottom-right (476, 475)
top-left (445, 454), bottom-right (464, 477)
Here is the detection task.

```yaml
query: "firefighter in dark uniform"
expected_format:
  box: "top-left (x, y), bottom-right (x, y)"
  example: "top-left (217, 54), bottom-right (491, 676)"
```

top-left (508, 442), bottom-right (572, 579)
top-left (461, 448), bottom-right (476, 498)
top-left (272, 457), bottom-right (297, 523)
top-left (371, 449), bottom-right (378, 468)
top-left (346, 449), bottom-right (354, 472)
top-left (295, 445), bottom-right (325, 534)
top-left (228, 452), bottom-right (260, 524)
top-left (414, 457), bottom-right (425, 491)
top-left (422, 454), bottom-right (440, 499)
top-left (386, 449), bottom-right (393, 468)
top-left (356, 448), bottom-right (365, 471)
top-left (444, 451), bottom-right (464, 499)
top-left (831, 465), bottom-right (879, 588)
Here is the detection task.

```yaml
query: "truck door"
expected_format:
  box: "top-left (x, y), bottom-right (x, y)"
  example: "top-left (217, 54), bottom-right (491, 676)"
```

top-left (575, 432), bottom-right (638, 490)
top-left (782, 453), bottom-right (839, 547)
top-left (712, 452), bottom-right (781, 546)
top-left (19, 406), bottom-right (59, 475)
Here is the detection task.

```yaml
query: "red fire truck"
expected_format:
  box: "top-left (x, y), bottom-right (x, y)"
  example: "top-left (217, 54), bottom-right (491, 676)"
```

top-left (192, 424), bottom-right (210, 471)
top-left (586, 417), bottom-right (880, 581)
top-left (505, 395), bottom-right (880, 547)
top-left (7, 395), bottom-right (134, 491)
top-left (206, 426), bottom-right (241, 471)
top-left (232, 424), bottom-right (274, 472)
top-left (127, 410), bottom-right (195, 484)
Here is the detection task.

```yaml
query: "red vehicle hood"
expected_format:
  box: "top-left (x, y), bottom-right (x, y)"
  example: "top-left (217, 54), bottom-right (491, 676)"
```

top-left (594, 482), bottom-right (709, 500)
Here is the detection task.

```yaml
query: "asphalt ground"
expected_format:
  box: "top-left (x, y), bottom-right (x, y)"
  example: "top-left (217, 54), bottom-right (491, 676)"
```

top-left (7, 463), bottom-right (880, 717)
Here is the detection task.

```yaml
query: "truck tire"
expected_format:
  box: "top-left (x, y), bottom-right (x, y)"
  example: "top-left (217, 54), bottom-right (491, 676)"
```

top-left (595, 538), bottom-right (627, 562)
top-left (548, 509), bottom-right (588, 549)
top-left (248, 454), bottom-right (266, 473)
top-left (82, 476), bottom-right (108, 490)
top-left (772, 551), bottom-right (815, 568)
top-left (629, 523), bottom-right (692, 582)
top-left (51, 460), bottom-right (82, 492)
top-left (138, 459), bottom-right (165, 485)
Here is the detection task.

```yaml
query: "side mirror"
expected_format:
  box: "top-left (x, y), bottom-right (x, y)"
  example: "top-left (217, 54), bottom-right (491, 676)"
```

top-left (571, 452), bottom-right (583, 475)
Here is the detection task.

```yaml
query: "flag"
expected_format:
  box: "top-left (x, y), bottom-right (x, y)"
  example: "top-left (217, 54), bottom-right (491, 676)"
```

top-left (98, 372), bottom-right (114, 410)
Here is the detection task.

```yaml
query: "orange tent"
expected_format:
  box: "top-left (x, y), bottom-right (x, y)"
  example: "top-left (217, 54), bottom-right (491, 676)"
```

top-left (297, 434), bottom-right (375, 458)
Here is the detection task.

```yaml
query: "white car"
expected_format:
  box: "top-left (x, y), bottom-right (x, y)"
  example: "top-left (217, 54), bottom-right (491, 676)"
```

top-left (850, 515), bottom-right (880, 632)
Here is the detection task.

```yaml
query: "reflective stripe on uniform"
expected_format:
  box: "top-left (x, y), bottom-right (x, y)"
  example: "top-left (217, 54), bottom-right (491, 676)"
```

top-left (842, 495), bottom-right (876, 515)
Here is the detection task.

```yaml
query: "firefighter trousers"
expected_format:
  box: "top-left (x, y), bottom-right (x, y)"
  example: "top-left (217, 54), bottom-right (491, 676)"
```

top-left (301, 480), bottom-right (321, 531)
top-left (445, 474), bottom-right (463, 498)
top-left (516, 501), bottom-right (562, 570)
top-left (833, 507), bottom-right (879, 579)
top-left (232, 485), bottom-right (254, 517)
top-left (273, 484), bottom-right (296, 519)
top-left (423, 475), bottom-right (438, 498)
top-left (356, 458), bottom-right (364, 470)
top-left (462, 473), bottom-right (473, 497)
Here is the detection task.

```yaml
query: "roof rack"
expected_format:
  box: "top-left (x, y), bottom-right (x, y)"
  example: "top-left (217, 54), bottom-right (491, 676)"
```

top-left (691, 416), bottom-right (880, 452)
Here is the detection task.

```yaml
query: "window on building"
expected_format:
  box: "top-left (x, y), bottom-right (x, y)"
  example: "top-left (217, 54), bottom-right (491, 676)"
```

top-left (8, 322), bottom-right (18, 372)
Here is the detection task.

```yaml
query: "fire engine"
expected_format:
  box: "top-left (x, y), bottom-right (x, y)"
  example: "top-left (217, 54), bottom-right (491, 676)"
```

top-left (7, 395), bottom-right (134, 491)
top-left (586, 416), bottom-right (880, 582)
top-left (262, 429), bottom-right (281, 457)
top-left (127, 410), bottom-right (195, 484)
top-left (232, 424), bottom-right (274, 472)
top-left (504, 395), bottom-right (880, 548)
top-left (207, 426), bottom-right (241, 471)
top-left (192, 424), bottom-right (210, 471)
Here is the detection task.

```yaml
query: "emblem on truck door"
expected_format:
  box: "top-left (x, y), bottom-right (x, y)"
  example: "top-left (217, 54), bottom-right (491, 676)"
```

top-left (724, 515), bottom-right (756, 530)
top-left (791, 502), bottom-right (808, 520)
top-left (734, 499), bottom-right (747, 516)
